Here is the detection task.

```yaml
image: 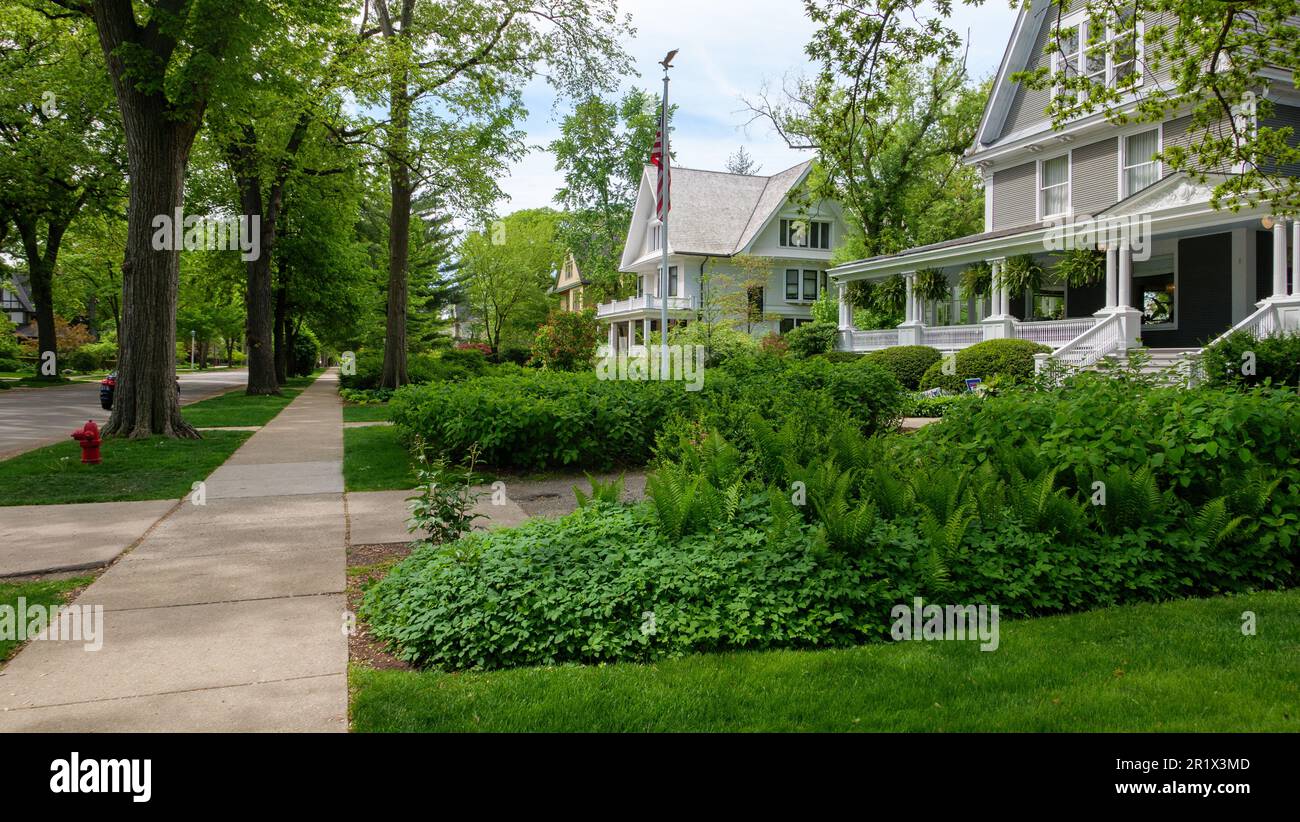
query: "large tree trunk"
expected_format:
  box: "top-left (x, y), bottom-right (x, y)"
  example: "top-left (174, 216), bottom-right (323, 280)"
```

top-left (102, 115), bottom-right (197, 439)
top-left (273, 283), bottom-right (289, 385)
top-left (15, 223), bottom-right (61, 379)
top-left (242, 241), bottom-right (279, 394)
top-left (380, 70), bottom-right (412, 389)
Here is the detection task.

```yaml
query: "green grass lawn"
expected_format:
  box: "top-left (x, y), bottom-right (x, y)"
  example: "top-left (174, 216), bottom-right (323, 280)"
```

top-left (344, 424), bottom-right (419, 491)
top-left (181, 373), bottom-right (317, 427)
top-left (343, 403), bottom-right (390, 423)
top-left (0, 576), bottom-right (95, 662)
top-left (0, 376), bottom-right (75, 388)
top-left (0, 430), bottom-right (252, 506)
top-left (350, 589), bottom-right (1300, 732)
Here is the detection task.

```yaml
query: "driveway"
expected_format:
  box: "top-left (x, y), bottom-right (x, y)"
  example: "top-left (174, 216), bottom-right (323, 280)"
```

top-left (0, 368), bottom-right (249, 460)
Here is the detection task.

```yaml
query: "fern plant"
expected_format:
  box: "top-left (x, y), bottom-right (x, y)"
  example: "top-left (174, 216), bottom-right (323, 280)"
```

top-left (959, 261), bottom-right (992, 300)
top-left (574, 473), bottom-right (625, 508)
top-left (1053, 248), bottom-right (1105, 287)
top-left (997, 254), bottom-right (1044, 298)
top-left (914, 268), bottom-right (951, 302)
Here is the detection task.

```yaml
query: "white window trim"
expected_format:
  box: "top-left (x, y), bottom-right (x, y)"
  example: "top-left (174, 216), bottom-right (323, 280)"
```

top-left (1036, 150), bottom-right (1073, 221)
top-left (779, 218), bottom-right (832, 250)
top-left (1050, 9), bottom-right (1145, 102)
top-left (784, 268), bottom-right (801, 301)
top-left (1118, 123), bottom-right (1163, 199)
top-left (1133, 249), bottom-right (1179, 332)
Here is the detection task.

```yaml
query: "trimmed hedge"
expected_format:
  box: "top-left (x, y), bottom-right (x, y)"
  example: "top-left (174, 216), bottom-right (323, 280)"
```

top-left (918, 338), bottom-right (1049, 391)
top-left (390, 355), bottom-right (906, 471)
top-left (785, 321), bottom-right (838, 358)
top-left (864, 345), bottom-right (941, 389)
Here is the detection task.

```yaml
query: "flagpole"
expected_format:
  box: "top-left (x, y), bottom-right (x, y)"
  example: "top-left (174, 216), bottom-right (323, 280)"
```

top-left (659, 52), bottom-right (674, 380)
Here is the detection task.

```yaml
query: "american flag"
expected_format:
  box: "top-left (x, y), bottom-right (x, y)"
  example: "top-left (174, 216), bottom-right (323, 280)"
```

top-left (650, 105), bottom-right (670, 219)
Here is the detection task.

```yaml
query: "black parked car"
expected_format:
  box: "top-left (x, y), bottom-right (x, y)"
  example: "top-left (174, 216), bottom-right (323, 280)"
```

top-left (100, 372), bottom-right (180, 411)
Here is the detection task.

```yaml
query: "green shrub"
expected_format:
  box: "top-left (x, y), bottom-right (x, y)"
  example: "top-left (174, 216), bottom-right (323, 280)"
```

top-left (392, 356), bottom-right (906, 471)
top-left (342, 347), bottom-right (489, 390)
top-left (362, 503), bottom-right (888, 670)
top-left (289, 328), bottom-right (319, 377)
top-left (864, 345), bottom-right (941, 389)
top-left (1201, 330), bottom-right (1300, 388)
top-left (918, 338), bottom-right (1050, 391)
top-left (530, 309), bottom-right (598, 371)
top-left (67, 340), bottom-right (117, 372)
top-left (785, 321), bottom-right (838, 358)
top-left (668, 322), bottom-right (756, 366)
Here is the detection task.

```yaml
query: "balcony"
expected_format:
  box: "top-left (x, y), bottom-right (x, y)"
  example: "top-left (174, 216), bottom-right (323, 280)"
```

top-left (596, 295), bottom-right (695, 319)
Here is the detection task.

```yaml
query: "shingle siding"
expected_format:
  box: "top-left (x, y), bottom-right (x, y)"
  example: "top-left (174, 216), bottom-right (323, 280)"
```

top-left (1071, 137), bottom-right (1118, 216)
top-left (991, 162), bottom-right (1038, 229)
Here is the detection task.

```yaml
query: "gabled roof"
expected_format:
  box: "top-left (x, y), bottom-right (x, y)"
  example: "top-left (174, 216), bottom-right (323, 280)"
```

top-left (971, 0), bottom-right (1051, 154)
top-left (628, 160), bottom-right (815, 261)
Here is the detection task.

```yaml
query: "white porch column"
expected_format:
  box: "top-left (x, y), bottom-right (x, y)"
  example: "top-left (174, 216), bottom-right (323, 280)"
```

top-left (904, 272), bottom-right (915, 323)
top-left (1273, 218), bottom-right (1288, 299)
top-left (837, 282), bottom-right (853, 330)
top-left (1291, 219), bottom-right (1299, 296)
top-left (981, 258), bottom-right (1014, 340)
top-left (642, 317), bottom-right (650, 347)
top-left (1104, 245), bottom-right (1118, 309)
top-left (1118, 244), bottom-right (1133, 308)
top-left (607, 321), bottom-right (616, 353)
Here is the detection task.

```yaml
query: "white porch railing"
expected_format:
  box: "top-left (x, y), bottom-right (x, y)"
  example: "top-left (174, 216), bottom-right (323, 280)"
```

top-left (1014, 317), bottom-right (1096, 349)
top-left (922, 324), bottom-right (984, 351)
top-left (1205, 301), bottom-right (1279, 347)
top-left (840, 329), bottom-right (899, 351)
top-left (1045, 312), bottom-right (1124, 369)
top-left (596, 295), bottom-right (694, 318)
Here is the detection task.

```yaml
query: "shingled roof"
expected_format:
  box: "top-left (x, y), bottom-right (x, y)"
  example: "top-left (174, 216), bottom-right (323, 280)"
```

top-left (647, 160), bottom-right (814, 257)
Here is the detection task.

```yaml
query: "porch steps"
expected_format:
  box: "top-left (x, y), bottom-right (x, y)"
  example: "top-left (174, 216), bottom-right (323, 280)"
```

top-left (1098, 348), bottom-right (1201, 382)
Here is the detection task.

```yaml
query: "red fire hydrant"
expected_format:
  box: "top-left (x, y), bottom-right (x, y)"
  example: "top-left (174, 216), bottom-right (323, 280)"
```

top-left (71, 420), bottom-right (102, 465)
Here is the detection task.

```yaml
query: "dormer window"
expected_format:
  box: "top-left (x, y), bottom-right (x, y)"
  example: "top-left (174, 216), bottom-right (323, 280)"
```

top-left (1050, 8), bottom-right (1142, 101)
top-left (780, 219), bottom-right (830, 250)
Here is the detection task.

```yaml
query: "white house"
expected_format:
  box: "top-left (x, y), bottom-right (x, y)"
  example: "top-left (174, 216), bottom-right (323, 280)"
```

top-left (601, 160), bottom-right (848, 351)
top-left (830, 0), bottom-right (1300, 372)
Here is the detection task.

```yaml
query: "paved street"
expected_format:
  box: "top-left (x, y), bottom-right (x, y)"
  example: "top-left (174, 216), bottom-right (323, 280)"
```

top-left (0, 368), bottom-right (248, 460)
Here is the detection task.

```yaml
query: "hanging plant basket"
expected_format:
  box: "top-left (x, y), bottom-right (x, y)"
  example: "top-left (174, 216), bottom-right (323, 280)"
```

top-left (872, 274), bottom-right (906, 315)
top-left (846, 280), bottom-right (874, 310)
top-left (959, 261), bottom-right (992, 300)
top-left (997, 254), bottom-right (1044, 296)
top-left (1053, 248), bottom-right (1106, 288)
top-left (914, 268), bottom-right (951, 302)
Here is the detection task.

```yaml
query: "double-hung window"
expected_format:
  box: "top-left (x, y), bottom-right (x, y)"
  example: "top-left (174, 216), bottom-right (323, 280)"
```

top-left (785, 269), bottom-right (800, 300)
top-left (1051, 9), bottom-right (1142, 102)
top-left (1039, 154), bottom-right (1070, 218)
top-left (1122, 129), bottom-right (1160, 196)
top-left (780, 219), bottom-right (831, 250)
top-left (786, 269), bottom-right (821, 301)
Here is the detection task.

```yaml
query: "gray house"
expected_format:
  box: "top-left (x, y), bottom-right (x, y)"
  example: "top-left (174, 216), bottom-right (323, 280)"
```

top-left (830, 0), bottom-right (1300, 370)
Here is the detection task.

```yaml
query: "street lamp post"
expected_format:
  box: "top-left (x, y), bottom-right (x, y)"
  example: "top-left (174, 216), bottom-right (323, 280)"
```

top-left (190, 329), bottom-right (195, 370)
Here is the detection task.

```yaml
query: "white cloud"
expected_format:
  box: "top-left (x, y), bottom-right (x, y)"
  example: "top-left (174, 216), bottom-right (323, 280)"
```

top-left (496, 0), bottom-right (1020, 213)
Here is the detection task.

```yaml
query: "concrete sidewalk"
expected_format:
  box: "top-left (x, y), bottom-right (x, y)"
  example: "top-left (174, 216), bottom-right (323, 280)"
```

top-left (0, 371), bottom-right (347, 732)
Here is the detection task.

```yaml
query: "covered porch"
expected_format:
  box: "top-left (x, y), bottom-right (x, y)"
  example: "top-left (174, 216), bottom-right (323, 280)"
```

top-left (830, 173), bottom-right (1300, 370)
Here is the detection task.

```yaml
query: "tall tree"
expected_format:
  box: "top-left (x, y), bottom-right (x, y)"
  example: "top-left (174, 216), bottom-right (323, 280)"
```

top-left (726, 145), bottom-right (763, 175)
top-left (361, 0), bottom-right (631, 388)
top-left (746, 1), bottom-right (985, 258)
top-left (550, 89), bottom-right (671, 303)
top-left (0, 5), bottom-right (121, 377)
top-left (39, 0), bottom-right (325, 437)
top-left (460, 208), bottom-right (562, 354)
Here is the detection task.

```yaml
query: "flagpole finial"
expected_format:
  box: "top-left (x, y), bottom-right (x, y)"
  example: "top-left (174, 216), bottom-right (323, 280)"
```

top-left (660, 49), bottom-right (678, 70)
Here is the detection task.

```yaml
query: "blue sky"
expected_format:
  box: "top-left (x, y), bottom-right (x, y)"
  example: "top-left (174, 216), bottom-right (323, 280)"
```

top-left (497, 0), bottom-right (1022, 212)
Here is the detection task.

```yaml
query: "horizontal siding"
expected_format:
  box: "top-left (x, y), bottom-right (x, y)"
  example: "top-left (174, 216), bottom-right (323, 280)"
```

top-left (1261, 103), bottom-right (1300, 177)
top-left (1004, 8), bottom-right (1053, 135)
top-left (1164, 113), bottom-right (1237, 174)
top-left (991, 161), bottom-right (1038, 229)
top-left (1072, 136), bottom-right (1118, 216)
